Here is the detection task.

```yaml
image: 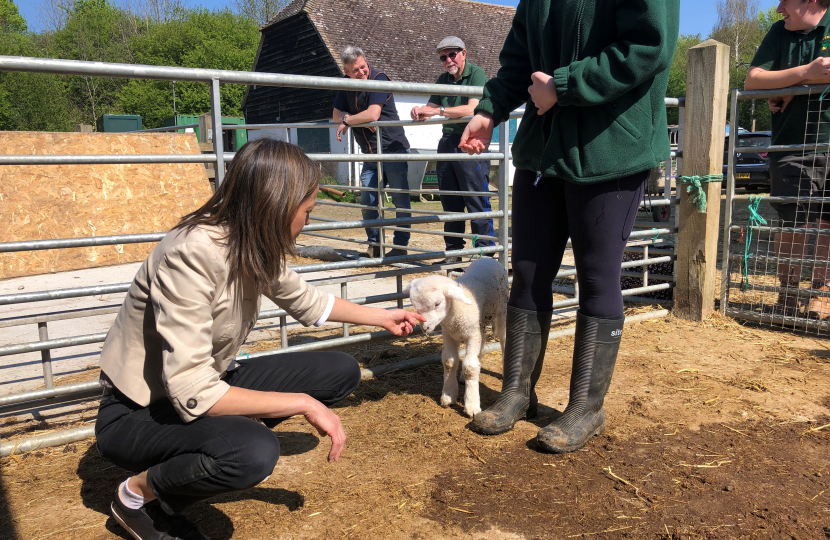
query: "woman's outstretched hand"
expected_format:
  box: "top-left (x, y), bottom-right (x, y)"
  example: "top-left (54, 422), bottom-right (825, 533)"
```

top-left (382, 309), bottom-right (426, 336)
top-left (459, 112), bottom-right (495, 155)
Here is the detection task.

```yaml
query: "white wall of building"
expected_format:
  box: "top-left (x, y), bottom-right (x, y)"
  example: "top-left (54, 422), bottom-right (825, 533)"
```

top-left (247, 128), bottom-right (289, 143)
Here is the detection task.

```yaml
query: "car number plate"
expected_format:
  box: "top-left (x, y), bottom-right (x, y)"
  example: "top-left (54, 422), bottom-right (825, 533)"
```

top-left (736, 173), bottom-right (750, 179)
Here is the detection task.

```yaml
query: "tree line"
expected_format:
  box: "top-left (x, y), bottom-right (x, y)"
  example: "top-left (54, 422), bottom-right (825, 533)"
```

top-left (0, 0), bottom-right (291, 131)
top-left (0, 0), bottom-right (782, 133)
top-left (667, 0), bottom-right (783, 131)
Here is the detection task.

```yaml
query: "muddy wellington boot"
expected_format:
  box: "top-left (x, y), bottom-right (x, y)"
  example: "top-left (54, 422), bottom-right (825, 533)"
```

top-left (471, 306), bottom-right (552, 435)
top-left (537, 311), bottom-right (624, 453)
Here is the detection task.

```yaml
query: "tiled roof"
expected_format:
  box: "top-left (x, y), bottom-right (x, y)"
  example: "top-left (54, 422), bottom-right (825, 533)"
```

top-left (261, 0), bottom-right (515, 82)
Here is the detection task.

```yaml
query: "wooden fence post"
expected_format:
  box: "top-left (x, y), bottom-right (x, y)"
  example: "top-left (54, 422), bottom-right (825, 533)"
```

top-left (674, 39), bottom-right (730, 321)
top-left (198, 113), bottom-right (212, 144)
top-left (198, 113), bottom-right (217, 190)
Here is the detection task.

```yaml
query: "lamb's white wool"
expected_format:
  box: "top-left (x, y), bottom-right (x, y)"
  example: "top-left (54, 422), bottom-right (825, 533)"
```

top-left (404, 258), bottom-right (508, 417)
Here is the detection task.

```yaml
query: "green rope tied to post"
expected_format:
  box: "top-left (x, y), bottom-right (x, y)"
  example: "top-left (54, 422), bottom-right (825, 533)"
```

top-left (741, 196), bottom-right (767, 292)
top-left (469, 234), bottom-right (484, 260)
top-left (678, 174), bottom-right (724, 213)
top-left (650, 228), bottom-right (674, 245)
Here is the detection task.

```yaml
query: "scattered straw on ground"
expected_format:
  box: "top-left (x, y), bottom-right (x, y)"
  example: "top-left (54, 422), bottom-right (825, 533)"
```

top-left (1, 311), bottom-right (828, 539)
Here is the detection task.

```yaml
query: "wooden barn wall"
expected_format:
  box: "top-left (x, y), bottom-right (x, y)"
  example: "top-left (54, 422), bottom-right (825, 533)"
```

top-left (245, 13), bottom-right (341, 124)
top-left (0, 132), bottom-right (212, 280)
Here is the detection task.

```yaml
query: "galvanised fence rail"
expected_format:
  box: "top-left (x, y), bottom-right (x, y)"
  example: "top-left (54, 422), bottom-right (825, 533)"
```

top-left (720, 84), bottom-right (830, 334)
top-left (0, 55), bottom-right (682, 456)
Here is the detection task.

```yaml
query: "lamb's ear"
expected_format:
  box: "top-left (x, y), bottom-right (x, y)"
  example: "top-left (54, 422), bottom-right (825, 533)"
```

top-left (446, 284), bottom-right (474, 305)
top-left (402, 281), bottom-right (413, 296)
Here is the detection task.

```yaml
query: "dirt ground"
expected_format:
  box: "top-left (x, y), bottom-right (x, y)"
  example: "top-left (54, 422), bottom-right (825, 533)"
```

top-left (1, 309), bottom-right (829, 540)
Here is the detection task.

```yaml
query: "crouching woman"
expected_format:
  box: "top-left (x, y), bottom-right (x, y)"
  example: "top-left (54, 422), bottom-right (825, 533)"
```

top-left (94, 139), bottom-right (424, 540)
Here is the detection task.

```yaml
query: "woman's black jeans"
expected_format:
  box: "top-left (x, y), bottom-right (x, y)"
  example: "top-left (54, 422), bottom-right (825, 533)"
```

top-left (95, 351), bottom-right (361, 514)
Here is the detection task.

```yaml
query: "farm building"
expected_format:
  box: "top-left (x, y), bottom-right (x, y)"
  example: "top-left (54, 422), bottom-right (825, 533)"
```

top-left (242, 0), bottom-right (516, 183)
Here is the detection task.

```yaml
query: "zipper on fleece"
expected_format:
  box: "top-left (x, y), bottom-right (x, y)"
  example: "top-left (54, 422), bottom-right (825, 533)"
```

top-left (534, 104), bottom-right (560, 186)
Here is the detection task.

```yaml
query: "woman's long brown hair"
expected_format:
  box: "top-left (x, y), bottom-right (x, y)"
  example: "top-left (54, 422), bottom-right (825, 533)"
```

top-left (177, 139), bottom-right (320, 294)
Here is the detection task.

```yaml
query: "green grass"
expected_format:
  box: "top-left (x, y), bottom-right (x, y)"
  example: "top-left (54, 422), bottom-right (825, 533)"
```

top-left (315, 176), bottom-right (502, 212)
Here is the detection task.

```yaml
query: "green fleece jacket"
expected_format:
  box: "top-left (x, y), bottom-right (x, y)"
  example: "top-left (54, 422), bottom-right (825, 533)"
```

top-left (476, 0), bottom-right (680, 183)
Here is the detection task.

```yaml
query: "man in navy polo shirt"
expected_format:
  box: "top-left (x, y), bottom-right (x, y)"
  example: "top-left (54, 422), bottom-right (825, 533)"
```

top-left (333, 46), bottom-right (411, 259)
top-left (411, 36), bottom-right (495, 264)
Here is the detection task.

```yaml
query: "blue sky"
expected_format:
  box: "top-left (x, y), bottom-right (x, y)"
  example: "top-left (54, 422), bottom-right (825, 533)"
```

top-left (18, 0), bottom-right (774, 38)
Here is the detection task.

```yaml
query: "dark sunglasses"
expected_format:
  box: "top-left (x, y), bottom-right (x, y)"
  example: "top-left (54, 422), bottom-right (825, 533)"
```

top-left (439, 51), bottom-right (460, 62)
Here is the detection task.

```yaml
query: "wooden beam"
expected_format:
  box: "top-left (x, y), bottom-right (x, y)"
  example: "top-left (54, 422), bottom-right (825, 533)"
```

top-left (674, 39), bottom-right (730, 321)
top-left (197, 113), bottom-right (212, 144)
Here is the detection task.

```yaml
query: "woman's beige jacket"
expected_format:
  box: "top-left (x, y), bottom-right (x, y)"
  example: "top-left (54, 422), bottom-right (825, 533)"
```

top-left (99, 225), bottom-right (334, 422)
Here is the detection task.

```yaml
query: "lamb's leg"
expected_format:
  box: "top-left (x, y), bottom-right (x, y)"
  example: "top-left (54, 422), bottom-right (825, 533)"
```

top-left (462, 333), bottom-right (483, 417)
top-left (440, 335), bottom-right (461, 408)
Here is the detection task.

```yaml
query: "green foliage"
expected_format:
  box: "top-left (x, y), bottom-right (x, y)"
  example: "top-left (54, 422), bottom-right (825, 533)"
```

top-left (0, 2), bottom-right (78, 131)
top-left (665, 2), bottom-right (782, 133)
top-left (48, 0), bottom-right (146, 126)
top-left (719, 3), bottom-right (785, 132)
top-left (757, 5), bottom-right (783, 35)
top-left (317, 177), bottom-right (356, 203)
top-left (666, 34), bottom-right (703, 125)
top-left (0, 0), bottom-right (26, 33)
top-left (0, 2), bottom-right (260, 132)
top-left (120, 9), bottom-right (259, 128)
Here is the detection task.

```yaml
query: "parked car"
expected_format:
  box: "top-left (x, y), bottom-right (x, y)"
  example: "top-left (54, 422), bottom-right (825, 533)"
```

top-left (722, 131), bottom-right (771, 192)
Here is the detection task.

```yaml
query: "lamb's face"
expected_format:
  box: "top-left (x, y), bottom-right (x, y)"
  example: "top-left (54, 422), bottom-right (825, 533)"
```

top-left (405, 277), bottom-right (451, 334)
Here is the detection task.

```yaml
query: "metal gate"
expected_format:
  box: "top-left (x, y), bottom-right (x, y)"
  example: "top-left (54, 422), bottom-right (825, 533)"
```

top-left (720, 84), bottom-right (830, 335)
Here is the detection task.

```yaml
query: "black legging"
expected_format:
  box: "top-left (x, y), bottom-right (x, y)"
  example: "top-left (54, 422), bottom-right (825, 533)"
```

top-left (509, 169), bottom-right (647, 318)
top-left (95, 352), bottom-right (361, 514)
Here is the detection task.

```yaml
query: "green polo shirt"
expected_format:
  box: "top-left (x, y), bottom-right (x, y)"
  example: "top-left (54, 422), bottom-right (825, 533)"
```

top-left (428, 61), bottom-right (487, 135)
top-left (751, 9), bottom-right (830, 153)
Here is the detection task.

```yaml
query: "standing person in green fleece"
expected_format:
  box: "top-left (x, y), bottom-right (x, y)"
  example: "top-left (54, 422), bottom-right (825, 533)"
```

top-left (460, 0), bottom-right (679, 453)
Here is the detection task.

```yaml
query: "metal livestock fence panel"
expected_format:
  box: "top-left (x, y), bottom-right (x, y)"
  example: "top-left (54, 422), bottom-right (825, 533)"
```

top-left (0, 55), bottom-right (682, 455)
top-left (720, 84), bottom-right (830, 335)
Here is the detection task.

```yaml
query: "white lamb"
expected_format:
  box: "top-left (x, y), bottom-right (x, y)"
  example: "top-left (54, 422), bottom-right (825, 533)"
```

top-left (403, 257), bottom-right (508, 417)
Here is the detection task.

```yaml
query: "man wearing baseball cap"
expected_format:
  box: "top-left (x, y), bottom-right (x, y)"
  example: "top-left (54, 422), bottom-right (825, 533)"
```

top-left (411, 36), bottom-right (494, 265)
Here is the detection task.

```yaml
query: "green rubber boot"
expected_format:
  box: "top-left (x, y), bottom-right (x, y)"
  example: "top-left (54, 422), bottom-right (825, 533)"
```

top-left (471, 306), bottom-right (552, 435)
top-left (536, 312), bottom-right (624, 453)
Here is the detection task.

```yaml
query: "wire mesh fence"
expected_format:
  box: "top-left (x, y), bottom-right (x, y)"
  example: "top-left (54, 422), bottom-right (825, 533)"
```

top-left (722, 85), bottom-right (830, 335)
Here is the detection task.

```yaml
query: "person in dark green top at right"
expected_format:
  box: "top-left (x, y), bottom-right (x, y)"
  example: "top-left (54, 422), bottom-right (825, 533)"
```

top-left (746, 0), bottom-right (830, 320)
top-left (411, 36), bottom-right (495, 264)
top-left (459, 0), bottom-right (679, 453)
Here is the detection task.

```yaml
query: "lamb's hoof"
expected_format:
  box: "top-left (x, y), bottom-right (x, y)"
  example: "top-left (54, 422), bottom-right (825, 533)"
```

top-left (464, 404), bottom-right (482, 418)
top-left (440, 394), bottom-right (456, 407)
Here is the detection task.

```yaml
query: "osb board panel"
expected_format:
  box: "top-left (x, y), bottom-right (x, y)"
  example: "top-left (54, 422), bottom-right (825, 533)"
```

top-left (0, 132), bottom-right (212, 280)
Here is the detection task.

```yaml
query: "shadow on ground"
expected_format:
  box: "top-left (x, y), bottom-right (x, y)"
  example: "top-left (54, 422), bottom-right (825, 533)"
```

top-left (0, 471), bottom-right (18, 540)
top-left (75, 430), bottom-right (314, 540)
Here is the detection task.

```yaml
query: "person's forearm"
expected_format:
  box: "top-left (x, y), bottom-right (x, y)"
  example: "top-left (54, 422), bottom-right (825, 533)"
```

top-left (206, 386), bottom-right (316, 418)
top-left (419, 103), bottom-right (441, 117)
top-left (745, 66), bottom-right (807, 90)
top-left (327, 296), bottom-right (390, 327)
top-left (443, 104), bottom-right (477, 118)
top-left (344, 105), bottom-right (382, 125)
top-left (343, 110), bottom-right (376, 124)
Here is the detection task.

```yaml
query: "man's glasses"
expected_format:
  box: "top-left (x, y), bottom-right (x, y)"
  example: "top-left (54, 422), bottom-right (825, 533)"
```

top-left (440, 51), bottom-right (460, 62)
